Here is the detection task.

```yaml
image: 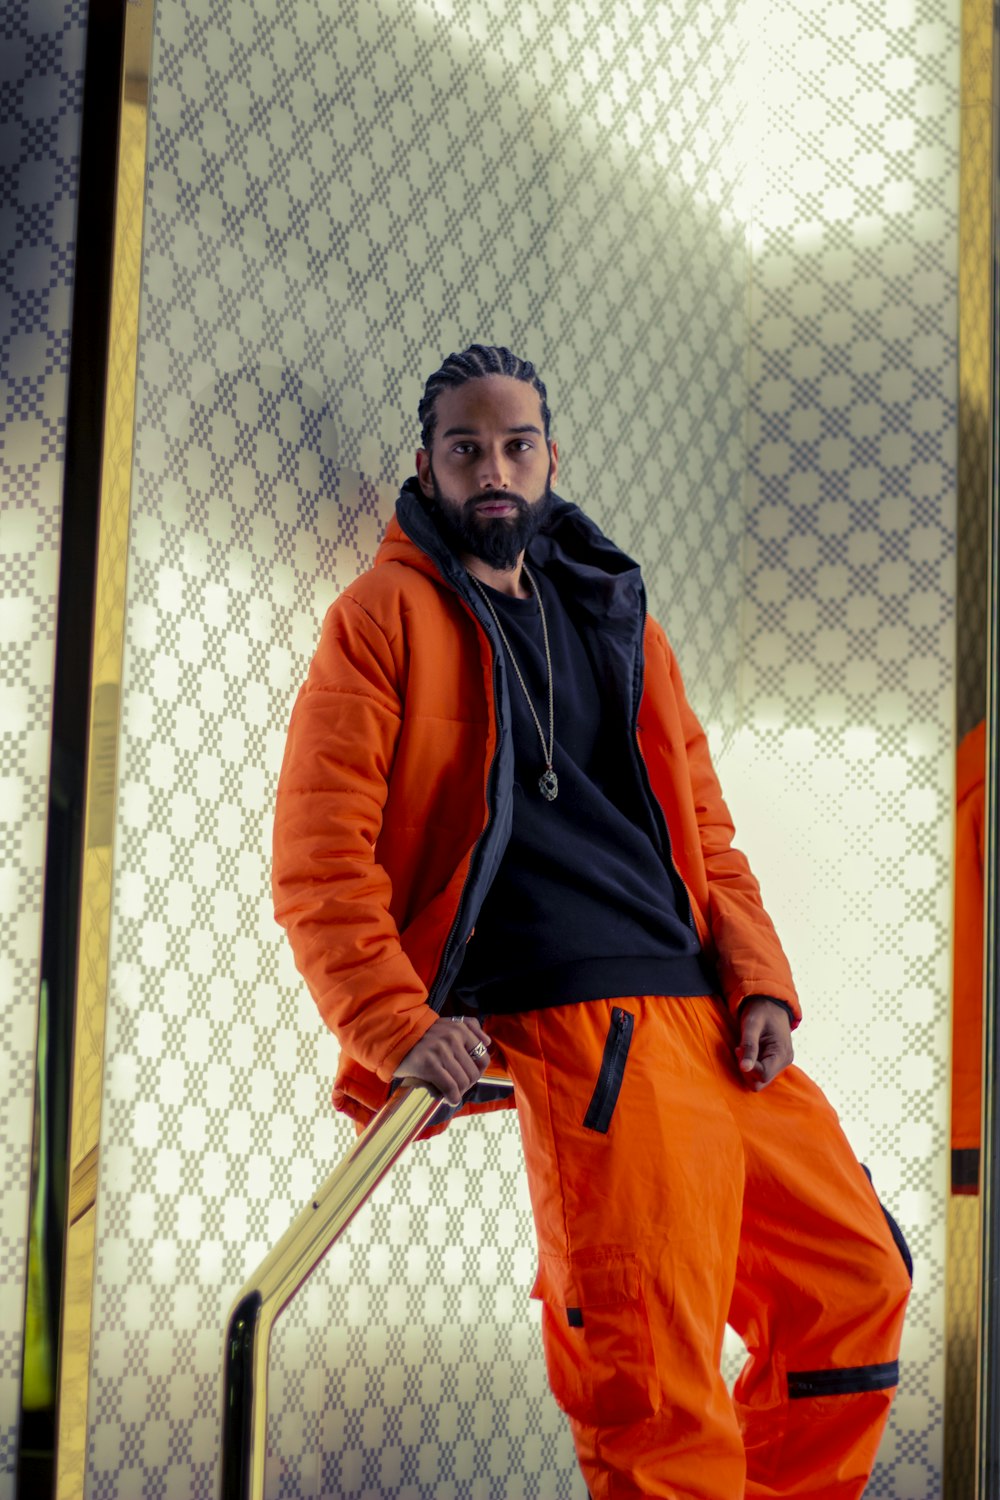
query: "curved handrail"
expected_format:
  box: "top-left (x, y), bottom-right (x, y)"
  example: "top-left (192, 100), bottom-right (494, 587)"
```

top-left (218, 1076), bottom-right (514, 1500)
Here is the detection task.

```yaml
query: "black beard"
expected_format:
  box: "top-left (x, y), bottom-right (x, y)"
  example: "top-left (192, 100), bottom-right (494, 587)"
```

top-left (427, 470), bottom-right (556, 571)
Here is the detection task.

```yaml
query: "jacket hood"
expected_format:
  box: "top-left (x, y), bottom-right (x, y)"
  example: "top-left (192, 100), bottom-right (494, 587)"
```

top-left (377, 476), bottom-right (645, 624)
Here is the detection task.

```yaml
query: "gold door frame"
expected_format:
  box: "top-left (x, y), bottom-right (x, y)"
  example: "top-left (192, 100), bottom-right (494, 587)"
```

top-left (54, 3), bottom-right (154, 1495)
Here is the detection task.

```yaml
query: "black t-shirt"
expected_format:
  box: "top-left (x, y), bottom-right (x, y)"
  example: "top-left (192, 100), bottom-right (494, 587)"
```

top-left (454, 568), bottom-right (713, 1013)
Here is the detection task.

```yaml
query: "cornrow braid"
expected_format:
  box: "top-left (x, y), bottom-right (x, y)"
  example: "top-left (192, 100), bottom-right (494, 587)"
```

top-left (418, 344), bottom-right (551, 450)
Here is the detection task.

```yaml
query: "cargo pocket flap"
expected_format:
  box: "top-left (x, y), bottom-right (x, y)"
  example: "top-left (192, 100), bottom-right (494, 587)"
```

top-left (528, 1249), bottom-right (659, 1425)
top-left (530, 1249), bottom-right (642, 1307)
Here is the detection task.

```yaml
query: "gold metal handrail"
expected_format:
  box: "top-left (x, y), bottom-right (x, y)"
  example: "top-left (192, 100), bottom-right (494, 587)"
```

top-left (219, 1077), bottom-right (513, 1500)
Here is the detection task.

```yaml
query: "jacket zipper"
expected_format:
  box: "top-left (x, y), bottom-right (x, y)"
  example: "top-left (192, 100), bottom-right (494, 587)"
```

top-left (583, 1007), bottom-right (635, 1133)
top-left (392, 493), bottom-right (516, 1015)
top-left (426, 615), bottom-right (504, 1013)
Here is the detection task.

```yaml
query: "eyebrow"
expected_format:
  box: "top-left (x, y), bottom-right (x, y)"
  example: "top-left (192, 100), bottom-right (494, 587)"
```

top-left (441, 423), bottom-right (543, 438)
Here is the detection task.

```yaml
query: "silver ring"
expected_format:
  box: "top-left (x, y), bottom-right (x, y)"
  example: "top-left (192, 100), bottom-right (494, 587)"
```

top-left (469, 1041), bottom-right (487, 1060)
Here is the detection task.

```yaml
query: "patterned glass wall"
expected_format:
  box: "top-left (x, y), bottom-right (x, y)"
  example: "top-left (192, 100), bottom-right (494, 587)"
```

top-left (724, 1), bottom-right (960, 1494)
top-left (0, 1), bottom-right (87, 1488)
top-left (85, 0), bottom-right (749, 1496)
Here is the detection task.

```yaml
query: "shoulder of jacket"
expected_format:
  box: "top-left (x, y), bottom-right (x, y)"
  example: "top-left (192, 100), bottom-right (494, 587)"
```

top-left (331, 558), bottom-right (455, 626)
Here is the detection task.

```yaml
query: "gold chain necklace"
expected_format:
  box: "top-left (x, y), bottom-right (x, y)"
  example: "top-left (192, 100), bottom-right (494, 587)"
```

top-left (468, 564), bottom-right (558, 801)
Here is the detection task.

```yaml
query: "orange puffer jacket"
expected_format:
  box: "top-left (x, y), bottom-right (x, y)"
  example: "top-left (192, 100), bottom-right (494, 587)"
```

top-left (273, 484), bottom-right (800, 1127)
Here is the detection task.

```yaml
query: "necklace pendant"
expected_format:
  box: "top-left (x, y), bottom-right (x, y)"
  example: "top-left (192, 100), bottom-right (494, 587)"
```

top-left (539, 767), bottom-right (559, 801)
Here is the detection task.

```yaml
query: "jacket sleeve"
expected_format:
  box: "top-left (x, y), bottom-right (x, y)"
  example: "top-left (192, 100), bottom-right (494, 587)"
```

top-left (272, 592), bottom-right (439, 1079)
top-left (643, 618), bottom-right (801, 1023)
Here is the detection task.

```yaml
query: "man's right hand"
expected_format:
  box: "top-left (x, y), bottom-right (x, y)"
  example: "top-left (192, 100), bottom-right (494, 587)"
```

top-left (393, 1016), bottom-right (492, 1107)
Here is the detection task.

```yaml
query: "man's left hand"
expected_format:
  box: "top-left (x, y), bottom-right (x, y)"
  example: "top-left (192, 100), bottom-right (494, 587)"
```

top-left (735, 998), bottom-right (794, 1091)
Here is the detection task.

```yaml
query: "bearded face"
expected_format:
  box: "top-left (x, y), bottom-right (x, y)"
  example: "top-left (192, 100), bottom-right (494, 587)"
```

top-left (427, 466), bottom-right (557, 571)
top-left (414, 375), bottom-right (559, 577)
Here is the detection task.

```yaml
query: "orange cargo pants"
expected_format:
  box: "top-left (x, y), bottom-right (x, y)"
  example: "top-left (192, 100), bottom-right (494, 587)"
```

top-left (487, 996), bottom-right (911, 1500)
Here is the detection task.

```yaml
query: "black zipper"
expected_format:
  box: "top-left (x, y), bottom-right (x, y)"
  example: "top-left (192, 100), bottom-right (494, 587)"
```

top-left (391, 494), bottom-right (520, 1014)
top-left (426, 612), bottom-right (505, 1013)
top-left (787, 1362), bottom-right (899, 1399)
top-left (583, 1007), bottom-right (635, 1133)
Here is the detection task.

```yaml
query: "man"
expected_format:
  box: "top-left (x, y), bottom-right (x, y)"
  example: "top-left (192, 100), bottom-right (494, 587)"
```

top-left (273, 344), bottom-right (911, 1499)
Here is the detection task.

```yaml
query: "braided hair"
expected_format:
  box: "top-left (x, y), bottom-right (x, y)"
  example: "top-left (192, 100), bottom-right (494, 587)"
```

top-left (418, 344), bottom-right (551, 451)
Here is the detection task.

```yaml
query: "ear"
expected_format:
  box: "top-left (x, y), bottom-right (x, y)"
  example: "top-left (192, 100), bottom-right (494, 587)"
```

top-left (415, 448), bottom-right (434, 497)
top-left (549, 440), bottom-right (559, 487)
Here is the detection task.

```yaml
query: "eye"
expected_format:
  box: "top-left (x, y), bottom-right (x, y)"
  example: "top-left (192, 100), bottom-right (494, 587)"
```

top-left (510, 439), bottom-right (534, 452)
top-left (451, 441), bottom-right (477, 456)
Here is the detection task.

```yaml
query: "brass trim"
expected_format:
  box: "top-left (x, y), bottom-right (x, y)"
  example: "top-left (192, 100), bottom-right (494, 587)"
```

top-left (67, 1145), bottom-right (100, 1230)
top-left (54, 3), bottom-right (155, 1496)
top-left (218, 1082), bottom-right (486, 1500)
top-left (54, 1207), bottom-right (97, 1500)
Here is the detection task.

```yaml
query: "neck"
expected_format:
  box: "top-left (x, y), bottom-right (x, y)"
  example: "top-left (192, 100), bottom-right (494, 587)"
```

top-left (463, 552), bottom-right (531, 599)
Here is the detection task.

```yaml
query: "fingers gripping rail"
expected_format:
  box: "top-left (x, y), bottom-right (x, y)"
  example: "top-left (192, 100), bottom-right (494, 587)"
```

top-left (218, 1075), bottom-right (514, 1500)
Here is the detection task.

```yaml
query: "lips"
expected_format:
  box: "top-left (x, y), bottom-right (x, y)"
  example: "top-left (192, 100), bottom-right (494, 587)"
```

top-left (470, 492), bottom-right (525, 520)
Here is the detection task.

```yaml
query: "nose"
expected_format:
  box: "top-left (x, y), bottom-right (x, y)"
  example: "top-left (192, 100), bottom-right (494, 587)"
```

top-left (477, 443), bottom-right (510, 491)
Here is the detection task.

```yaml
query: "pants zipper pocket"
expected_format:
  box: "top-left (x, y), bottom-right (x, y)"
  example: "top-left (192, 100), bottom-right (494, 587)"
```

top-left (583, 1007), bottom-right (634, 1133)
